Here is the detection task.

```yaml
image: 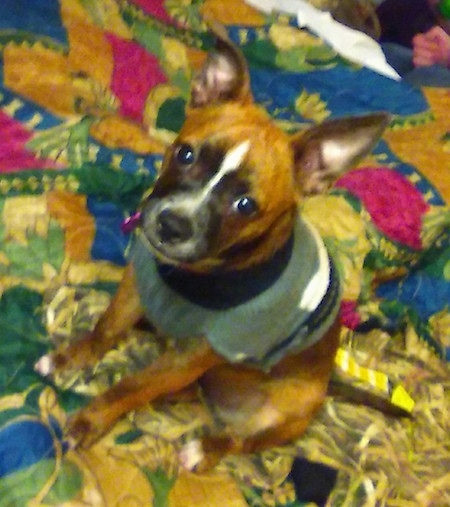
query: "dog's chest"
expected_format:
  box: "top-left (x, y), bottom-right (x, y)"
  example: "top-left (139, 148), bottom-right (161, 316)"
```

top-left (130, 218), bottom-right (341, 369)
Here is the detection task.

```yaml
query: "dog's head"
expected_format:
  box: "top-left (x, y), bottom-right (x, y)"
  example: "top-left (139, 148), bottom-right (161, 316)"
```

top-left (139, 24), bottom-right (389, 272)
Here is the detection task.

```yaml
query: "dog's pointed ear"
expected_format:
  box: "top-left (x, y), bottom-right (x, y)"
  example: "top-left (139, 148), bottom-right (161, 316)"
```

top-left (190, 21), bottom-right (252, 108)
top-left (291, 113), bottom-right (390, 196)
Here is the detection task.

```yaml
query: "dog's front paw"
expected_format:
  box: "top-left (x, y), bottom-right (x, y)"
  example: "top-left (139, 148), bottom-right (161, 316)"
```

top-left (34, 333), bottom-right (99, 386)
top-left (34, 348), bottom-right (93, 387)
top-left (34, 351), bottom-right (74, 384)
top-left (35, 349), bottom-right (71, 377)
top-left (34, 353), bottom-right (57, 377)
top-left (65, 410), bottom-right (109, 449)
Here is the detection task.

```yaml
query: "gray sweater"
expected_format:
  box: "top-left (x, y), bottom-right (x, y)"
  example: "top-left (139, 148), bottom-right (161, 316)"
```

top-left (130, 217), bottom-right (340, 370)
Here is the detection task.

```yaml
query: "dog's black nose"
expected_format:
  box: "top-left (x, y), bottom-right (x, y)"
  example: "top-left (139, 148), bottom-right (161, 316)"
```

top-left (157, 208), bottom-right (194, 243)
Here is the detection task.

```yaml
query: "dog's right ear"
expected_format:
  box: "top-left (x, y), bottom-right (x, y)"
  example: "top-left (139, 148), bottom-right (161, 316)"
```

top-left (190, 22), bottom-right (252, 108)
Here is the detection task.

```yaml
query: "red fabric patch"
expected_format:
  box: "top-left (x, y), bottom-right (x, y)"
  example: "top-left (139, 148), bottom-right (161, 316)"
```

top-left (0, 111), bottom-right (62, 172)
top-left (106, 33), bottom-right (167, 123)
top-left (340, 300), bottom-right (361, 330)
top-left (128, 0), bottom-right (174, 24)
top-left (336, 167), bottom-right (429, 250)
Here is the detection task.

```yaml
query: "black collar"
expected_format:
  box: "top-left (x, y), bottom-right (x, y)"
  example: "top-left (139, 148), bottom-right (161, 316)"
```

top-left (157, 233), bottom-right (294, 310)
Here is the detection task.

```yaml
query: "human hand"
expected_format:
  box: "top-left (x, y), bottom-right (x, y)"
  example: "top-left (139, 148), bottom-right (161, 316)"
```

top-left (412, 26), bottom-right (450, 68)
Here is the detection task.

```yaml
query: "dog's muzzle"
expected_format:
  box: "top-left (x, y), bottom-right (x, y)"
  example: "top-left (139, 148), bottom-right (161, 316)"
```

top-left (156, 208), bottom-right (194, 244)
top-left (135, 194), bottom-right (218, 264)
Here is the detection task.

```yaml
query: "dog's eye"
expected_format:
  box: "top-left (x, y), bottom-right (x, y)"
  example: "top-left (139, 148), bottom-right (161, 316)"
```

top-left (176, 144), bottom-right (195, 165)
top-left (234, 196), bottom-right (259, 216)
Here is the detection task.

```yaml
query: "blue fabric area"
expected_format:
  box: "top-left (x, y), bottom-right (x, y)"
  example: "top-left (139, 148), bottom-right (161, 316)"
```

top-left (0, 419), bottom-right (60, 478)
top-left (377, 274), bottom-right (450, 321)
top-left (94, 147), bottom-right (161, 176)
top-left (0, 0), bottom-right (67, 44)
top-left (0, 88), bottom-right (64, 132)
top-left (87, 197), bottom-right (129, 265)
top-left (249, 66), bottom-right (428, 121)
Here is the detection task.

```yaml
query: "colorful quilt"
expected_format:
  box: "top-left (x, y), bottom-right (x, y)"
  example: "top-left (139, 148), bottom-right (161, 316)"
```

top-left (0, 1), bottom-right (449, 505)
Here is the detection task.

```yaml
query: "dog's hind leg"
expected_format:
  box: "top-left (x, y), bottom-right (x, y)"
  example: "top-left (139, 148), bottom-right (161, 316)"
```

top-left (183, 382), bottom-right (327, 472)
top-left (186, 323), bottom-right (341, 470)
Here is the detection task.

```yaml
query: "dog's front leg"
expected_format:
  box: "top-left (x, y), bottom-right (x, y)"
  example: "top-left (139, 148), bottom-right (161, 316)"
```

top-left (66, 338), bottom-right (224, 448)
top-left (36, 264), bottom-right (145, 379)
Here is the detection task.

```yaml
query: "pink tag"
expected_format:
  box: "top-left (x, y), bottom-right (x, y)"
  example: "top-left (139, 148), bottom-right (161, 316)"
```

top-left (121, 212), bottom-right (142, 234)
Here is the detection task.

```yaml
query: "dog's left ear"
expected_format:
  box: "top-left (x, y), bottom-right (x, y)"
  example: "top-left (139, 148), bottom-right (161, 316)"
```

top-left (190, 22), bottom-right (252, 108)
top-left (291, 113), bottom-right (390, 196)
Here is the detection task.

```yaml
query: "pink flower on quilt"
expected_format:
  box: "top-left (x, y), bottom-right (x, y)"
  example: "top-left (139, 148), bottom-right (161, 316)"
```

top-left (106, 34), bottom-right (167, 123)
top-left (336, 167), bottom-right (429, 250)
top-left (340, 300), bottom-right (361, 330)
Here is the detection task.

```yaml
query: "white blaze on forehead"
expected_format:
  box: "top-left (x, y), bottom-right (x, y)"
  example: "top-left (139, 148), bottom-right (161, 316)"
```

top-left (201, 139), bottom-right (250, 198)
top-left (164, 139), bottom-right (251, 215)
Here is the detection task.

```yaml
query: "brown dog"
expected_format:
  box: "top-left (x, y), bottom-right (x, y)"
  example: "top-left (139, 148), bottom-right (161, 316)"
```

top-left (36, 24), bottom-right (389, 470)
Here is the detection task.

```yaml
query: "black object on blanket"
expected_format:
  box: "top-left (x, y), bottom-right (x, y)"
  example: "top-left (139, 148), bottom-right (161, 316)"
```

top-left (289, 457), bottom-right (338, 506)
